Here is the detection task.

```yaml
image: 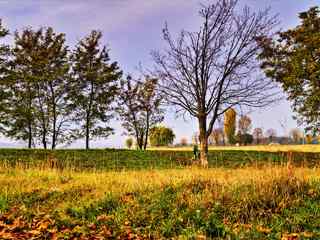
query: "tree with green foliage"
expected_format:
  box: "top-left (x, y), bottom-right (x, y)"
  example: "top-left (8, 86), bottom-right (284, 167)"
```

top-left (0, 20), bottom-right (11, 136)
top-left (224, 109), bottom-right (236, 144)
top-left (70, 30), bottom-right (122, 149)
top-left (236, 131), bottom-right (253, 146)
top-left (258, 6), bottom-right (320, 134)
top-left (2, 33), bottom-right (37, 148)
top-left (40, 28), bottom-right (74, 149)
top-left (3, 27), bottom-right (74, 149)
top-left (117, 75), bottom-right (164, 150)
top-left (149, 126), bottom-right (175, 147)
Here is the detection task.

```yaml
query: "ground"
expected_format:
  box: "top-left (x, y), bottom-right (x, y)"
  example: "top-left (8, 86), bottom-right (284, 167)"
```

top-left (0, 165), bottom-right (320, 239)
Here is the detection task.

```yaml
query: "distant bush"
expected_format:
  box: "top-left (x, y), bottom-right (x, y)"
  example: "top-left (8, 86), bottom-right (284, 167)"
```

top-left (180, 137), bottom-right (188, 146)
top-left (306, 134), bottom-right (313, 144)
top-left (149, 126), bottom-right (175, 146)
top-left (236, 132), bottom-right (253, 145)
top-left (125, 138), bottom-right (133, 149)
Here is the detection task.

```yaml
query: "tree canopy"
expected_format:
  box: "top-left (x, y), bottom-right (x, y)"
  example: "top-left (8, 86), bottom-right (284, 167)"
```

top-left (258, 6), bottom-right (320, 134)
top-left (70, 30), bottom-right (122, 149)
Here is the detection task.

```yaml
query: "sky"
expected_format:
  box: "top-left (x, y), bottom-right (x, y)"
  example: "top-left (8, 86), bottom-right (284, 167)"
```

top-left (0, 0), bottom-right (319, 148)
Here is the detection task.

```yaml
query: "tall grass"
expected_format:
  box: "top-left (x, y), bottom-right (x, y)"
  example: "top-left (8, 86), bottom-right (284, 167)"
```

top-left (0, 166), bottom-right (320, 238)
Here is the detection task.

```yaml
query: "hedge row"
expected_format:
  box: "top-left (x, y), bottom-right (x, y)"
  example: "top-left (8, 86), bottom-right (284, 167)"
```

top-left (0, 148), bottom-right (318, 170)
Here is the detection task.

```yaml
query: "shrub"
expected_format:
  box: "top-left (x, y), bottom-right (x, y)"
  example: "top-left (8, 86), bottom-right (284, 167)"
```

top-left (236, 132), bottom-right (253, 145)
top-left (125, 138), bottom-right (133, 149)
top-left (149, 126), bottom-right (175, 146)
top-left (180, 138), bottom-right (188, 146)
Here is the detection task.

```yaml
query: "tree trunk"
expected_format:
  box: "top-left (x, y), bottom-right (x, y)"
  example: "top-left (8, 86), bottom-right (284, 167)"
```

top-left (52, 121), bottom-right (56, 149)
top-left (42, 129), bottom-right (47, 150)
top-left (51, 83), bottom-right (56, 150)
top-left (41, 118), bottom-right (47, 149)
top-left (134, 133), bottom-right (141, 150)
top-left (51, 106), bottom-right (56, 149)
top-left (198, 116), bottom-right (208, 167)
top-left (85, 121), bottom-right (90, 150)
top-left (85, 81), bottom-right (94, 150)
top-left (199, 136), bottom-right (208, 167)
top-left (41, 113), bottom-right (47, 149)
top-left (143, 112), bottom-right (150, 150)
top-left (137, 133), bottom-right (144, 150)
top-left (28, 123), bottom-right (32, 149)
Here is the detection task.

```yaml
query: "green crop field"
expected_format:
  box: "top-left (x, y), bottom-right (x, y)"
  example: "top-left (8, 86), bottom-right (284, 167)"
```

top-left (0, 148), bottom-right (319, 170)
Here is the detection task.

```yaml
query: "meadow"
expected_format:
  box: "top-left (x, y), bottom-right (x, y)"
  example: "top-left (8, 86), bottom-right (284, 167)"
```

top-left (0, 146), bottom-right (320, 239)
top-left (0, 166), bottom-right (320, 239)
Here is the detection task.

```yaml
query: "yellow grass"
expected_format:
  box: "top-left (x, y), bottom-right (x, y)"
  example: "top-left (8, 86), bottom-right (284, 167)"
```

top-left (1, 166), bottom-right (320, 238)
top-left (148, 144), bottom-right (320, 152)
top-left (1, 166), bottom-right (319, 200)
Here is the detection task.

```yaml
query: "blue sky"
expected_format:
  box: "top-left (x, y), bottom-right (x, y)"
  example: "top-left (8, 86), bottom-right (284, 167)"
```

top-left (0, 0), bottom-right (319, 148)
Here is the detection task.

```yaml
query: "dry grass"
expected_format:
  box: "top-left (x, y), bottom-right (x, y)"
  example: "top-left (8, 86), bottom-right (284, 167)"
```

top-left (0, 166), bottom-right (319, 200)
top-left (1, 166), bottom-right (320, 238)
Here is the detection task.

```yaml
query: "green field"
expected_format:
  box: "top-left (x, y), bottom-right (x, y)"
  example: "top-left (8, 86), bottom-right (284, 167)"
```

top-left (0, 148), bottom-right (319, 170)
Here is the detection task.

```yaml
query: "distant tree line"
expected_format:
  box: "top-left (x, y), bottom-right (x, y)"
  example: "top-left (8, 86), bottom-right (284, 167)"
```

top-left (187, 108), bottom-right (318, 147)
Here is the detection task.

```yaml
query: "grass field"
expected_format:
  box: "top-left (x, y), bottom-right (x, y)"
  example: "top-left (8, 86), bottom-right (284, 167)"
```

top-left (0, 146), bottom-right (319, 239)
top-left (149, 144), bottom-right (320, 152)
top-left (1, 166), bottom-right (320, 239)
top-left (1, 148), bottom-right (320, 171)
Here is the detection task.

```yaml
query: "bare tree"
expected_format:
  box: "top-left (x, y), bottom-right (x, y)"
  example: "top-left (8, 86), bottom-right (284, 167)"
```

top-left (117, 75), bottom-right (164, 150)
top-left (152, 0), bottom-right (279, 166)
top-left (192, 132), bottom-right (199, 145)
top-left (253, 127), bottom-right (263, 144)
top-left (289, 128), bottom-right (302, 144)
top-left (266, 128), bottom-right (277, 143)
top-left (238, 115), bottom-right (252, 135)
top-left (209, 128), bottom-right (224, 145)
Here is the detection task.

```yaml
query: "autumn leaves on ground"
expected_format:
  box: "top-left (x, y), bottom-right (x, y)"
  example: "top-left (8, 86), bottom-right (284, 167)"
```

top-left (0, 164), bottom-right (319, 239)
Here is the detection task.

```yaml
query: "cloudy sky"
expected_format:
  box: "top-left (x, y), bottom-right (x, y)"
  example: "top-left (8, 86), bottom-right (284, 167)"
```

top-left (0, 0), bottom-right (319, 148)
